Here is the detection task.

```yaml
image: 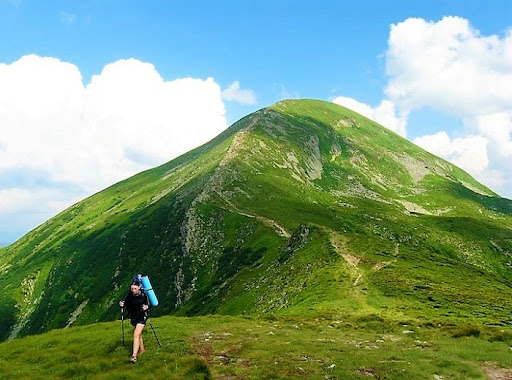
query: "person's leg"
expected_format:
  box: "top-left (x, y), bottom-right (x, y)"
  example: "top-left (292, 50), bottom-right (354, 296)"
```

top-left (132, 323), bottom-right (145, 358)
top-left (139, 326), bottom-right (145, 353)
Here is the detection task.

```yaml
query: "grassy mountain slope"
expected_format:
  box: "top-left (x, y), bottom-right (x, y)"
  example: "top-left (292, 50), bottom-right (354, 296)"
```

top-left (0, 99), bottom-right (511, 341)
top-left (1, 313), bottom-right (511, 379)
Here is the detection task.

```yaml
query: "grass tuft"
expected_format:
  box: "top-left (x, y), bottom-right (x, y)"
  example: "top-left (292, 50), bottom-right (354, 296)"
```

top-left (451, 325), bottom-right (481, 338)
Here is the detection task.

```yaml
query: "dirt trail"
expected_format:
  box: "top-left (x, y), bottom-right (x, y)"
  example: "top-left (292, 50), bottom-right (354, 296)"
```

top-left (483, 364), bottom-right (512, 380)
top-left (236, 211), bottom-right (291, 238)
top-left (372, 243), bottom-right (400, 272)
top-left (326, 229), bottom-right (364, 287)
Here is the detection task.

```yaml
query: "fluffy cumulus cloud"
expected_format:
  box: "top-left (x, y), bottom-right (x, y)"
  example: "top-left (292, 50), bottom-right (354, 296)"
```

top-left (413, 132), bottom-right (506, 192)
top-left (331, 96), bottom-right (408, 137)
top-left (0, 55), bottom-right (229, 242)
top-left (221, 81), bottom-right (257, 105)
top-left (413, 132), bottom-right (489, 173)
top-left (385, 17), bottom-right (512, 117)
top-left (383, 16), bottom-right (512, 198)
top-left (474, 112), bottom-right (512, 158)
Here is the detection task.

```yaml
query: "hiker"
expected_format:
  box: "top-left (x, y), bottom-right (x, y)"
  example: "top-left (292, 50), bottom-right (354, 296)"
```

top-left (119, 279), bottom-right (150, 363)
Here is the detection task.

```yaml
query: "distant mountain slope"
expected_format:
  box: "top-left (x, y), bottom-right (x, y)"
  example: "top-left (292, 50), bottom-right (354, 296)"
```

top-left (1, 99), bottom-right (511, 340)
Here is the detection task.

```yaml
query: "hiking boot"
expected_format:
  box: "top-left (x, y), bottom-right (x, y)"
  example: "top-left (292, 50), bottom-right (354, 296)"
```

top-left (130, 355), bottom-right (137, 363)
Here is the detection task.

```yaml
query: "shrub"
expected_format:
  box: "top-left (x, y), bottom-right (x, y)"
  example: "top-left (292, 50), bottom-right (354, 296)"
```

top-left (488, 330), bottom-right (512, 344)
top-left (451, 325), bottom-right (480, 338)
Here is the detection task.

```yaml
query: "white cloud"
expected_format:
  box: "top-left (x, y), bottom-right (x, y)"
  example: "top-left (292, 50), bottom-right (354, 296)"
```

top-left (0, 187), bottom-right (79, 215)
top-left (0, 186), bottom-right (82, 245)
top-left (414, 130), bottom-right (510, 195)
top-left (331, 96), bottom-right (408, 137)
top-left (384, 16), bottom-right (512, 199)
top-left (473, 112), bottom-right (512, 157)
top-left (221, 81), bottom-right (257, 105)
top-left (385, 16), bottom-right (512, 117)
top-left (413, 132), bottom-right (489, 173)
top-left (0, 55), bottom-right (229, 240)
top-left (0, 188), bottom-right (31, 213)
top-left (60, 11), bottom-right (77, 26)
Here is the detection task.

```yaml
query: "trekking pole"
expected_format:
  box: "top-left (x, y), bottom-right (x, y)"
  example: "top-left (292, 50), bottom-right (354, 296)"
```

top-left (146, 312), bottom-right (162, 347)
top-left (121, 307), bottom-right (125, 347)
top-left (148, 319), bottom-right (162, 347)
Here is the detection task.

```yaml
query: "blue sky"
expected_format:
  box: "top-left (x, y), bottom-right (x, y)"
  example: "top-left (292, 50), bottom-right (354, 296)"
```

top-left (1, 0), bottom-right (511, 246)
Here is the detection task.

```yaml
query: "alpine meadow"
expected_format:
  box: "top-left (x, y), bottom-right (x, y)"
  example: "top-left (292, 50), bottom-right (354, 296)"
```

top-left (1, 99), bottom-right (511, 379)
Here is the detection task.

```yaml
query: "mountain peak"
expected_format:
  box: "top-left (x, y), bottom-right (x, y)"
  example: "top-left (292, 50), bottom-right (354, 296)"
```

top-left (1, 99), bottom-right (511, 340)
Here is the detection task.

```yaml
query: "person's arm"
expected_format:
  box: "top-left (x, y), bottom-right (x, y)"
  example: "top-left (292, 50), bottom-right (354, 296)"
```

top-left (142, 293), bottom-right (150, 312)
top-left (119, 291), bottom-right (131, 308)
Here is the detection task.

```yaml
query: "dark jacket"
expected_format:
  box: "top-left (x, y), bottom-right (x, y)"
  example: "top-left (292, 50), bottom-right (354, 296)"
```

top-left (123, 291), bottom-right (149, 320)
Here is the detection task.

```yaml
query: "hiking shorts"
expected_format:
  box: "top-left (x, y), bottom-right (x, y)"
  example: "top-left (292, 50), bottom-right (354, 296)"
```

top-left (130, 314), bottom-right (147, 327)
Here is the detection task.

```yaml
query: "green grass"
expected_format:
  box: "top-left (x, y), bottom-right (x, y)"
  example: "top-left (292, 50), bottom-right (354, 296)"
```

top-left (2, 314), bottom-right (511, 379)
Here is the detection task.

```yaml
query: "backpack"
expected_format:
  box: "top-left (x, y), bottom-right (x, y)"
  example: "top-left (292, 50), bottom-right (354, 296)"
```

top-left (132, 274), bottom-right (143, 288)
top-left (132, 273), bottom-right (159, 307)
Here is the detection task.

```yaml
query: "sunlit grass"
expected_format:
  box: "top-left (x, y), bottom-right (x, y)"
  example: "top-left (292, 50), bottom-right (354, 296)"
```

top-left (2, 313), bottom-right (511, 379)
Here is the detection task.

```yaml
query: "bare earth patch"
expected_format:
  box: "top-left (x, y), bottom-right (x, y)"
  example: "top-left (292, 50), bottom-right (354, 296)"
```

top-left (484, 364), bottom-right (512, 380)
top-left (396, 199), bottom-right (432, 215)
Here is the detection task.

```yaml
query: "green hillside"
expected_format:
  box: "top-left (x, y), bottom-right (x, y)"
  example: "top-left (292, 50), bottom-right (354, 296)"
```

top-left (1, 313), bottom-right (511, 379)
top-left (0, 99), bottom-right (511, 344)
